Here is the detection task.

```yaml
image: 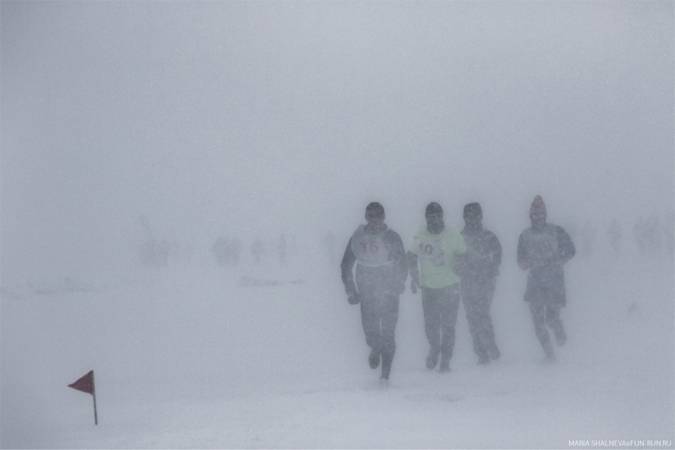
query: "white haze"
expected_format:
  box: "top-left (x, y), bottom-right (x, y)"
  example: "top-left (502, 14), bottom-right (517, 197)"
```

top-left (1, 1), bottom-right (673, 448)
top-left (1, 1), bottom-right (673, 283)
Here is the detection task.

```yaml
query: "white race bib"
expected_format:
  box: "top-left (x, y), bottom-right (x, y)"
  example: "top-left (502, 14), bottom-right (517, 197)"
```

top-left (351, 226), bottom-right (391, 267)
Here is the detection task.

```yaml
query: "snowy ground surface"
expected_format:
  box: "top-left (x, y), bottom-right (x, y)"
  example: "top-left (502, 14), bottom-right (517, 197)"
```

top-left (1, 250), bottom-right (673, 449)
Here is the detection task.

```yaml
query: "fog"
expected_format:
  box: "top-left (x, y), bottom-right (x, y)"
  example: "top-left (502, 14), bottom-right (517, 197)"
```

top-left (1, 1), bottom-right (673, 448)
top-left (2, 1), bottom-right (672, 282)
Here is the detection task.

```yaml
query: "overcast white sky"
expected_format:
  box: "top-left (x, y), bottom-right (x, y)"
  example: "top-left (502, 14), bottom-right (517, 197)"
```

top-left (1, 1), bottom-right (673, 282)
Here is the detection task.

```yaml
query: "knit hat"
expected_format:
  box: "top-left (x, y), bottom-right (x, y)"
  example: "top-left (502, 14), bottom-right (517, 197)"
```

top-left (365, 202), bottom-right (385, 218)
top-left (425, 202), bottom-right (443, 217)
top-left (530, 195), bottom-right (547, 219)
top-left (463, 202), bottom-right (483, 220)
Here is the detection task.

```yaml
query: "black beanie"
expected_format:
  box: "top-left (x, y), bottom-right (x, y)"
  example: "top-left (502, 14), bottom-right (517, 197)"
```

top-left (365, 202), bottom-right (385, 218)
top-left (425, 202), bottom-right (443, 217)
top-left (530, 195), bottom-right (546, 217)
top-left (463, 202), bottom-right (483, 219)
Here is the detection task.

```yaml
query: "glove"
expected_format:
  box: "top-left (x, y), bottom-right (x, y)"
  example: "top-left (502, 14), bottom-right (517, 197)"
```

top-left (348, 293), bottom-right (361, 305)
top-left (410, 279), bottom-right (419, 294)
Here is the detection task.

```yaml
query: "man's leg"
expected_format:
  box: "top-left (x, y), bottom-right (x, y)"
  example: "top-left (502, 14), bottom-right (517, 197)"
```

top-left (529, 301), bottom-right (555, 360)
top-left (439, 284), bottom-right (461, 372)
top-left (462, 285), bottom-right (489, 364)
top-left (379, 295), bottom-right (400, 380)
top-left (480, 282), bottom-right (501, 360)
top-left (546, 304), bottom-right (567, 346)
top-left (360, 296), bottom-right (381, 368)
top-left (422, 288), bottom-right (441, 369)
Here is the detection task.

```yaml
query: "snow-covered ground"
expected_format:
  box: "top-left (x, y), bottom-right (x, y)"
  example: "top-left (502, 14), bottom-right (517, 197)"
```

top-left (1, 245), bottom-right (673, 449)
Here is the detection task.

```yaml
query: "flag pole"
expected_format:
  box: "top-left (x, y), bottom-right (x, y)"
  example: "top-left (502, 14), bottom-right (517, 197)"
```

top-left (92, 371), bottom-right (98, 426)
top-left (67, 369), bottom-right (98, 425)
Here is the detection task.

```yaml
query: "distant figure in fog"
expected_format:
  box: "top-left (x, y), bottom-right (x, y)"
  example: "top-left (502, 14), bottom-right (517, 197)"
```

top-left (664, 212), bottom-right (674, 258)
top-left (251, 238), bottom-right (264, 264)
top-left (277, 233), bottom-right (288, 266)
top-left (408, 202), bottom-right (466, 373)
top-left (632, 216), bottom-right (661, 257)
top-left (517, 195), bottom-right (575, 362)
top-left (341, 202), bottom-right (408, 381)
top-left (644, 214), bottom-right (663, 256)
top-left (579, 220), bottom-right (597, 259)
top-left (212, 237), bottom-right (242, 266)
top-left (607, 219), bottom-right (622, 255)
top-left (456, 202), bottom-right (502, 365)
top-left (138, 215), bottom-right (169, 267)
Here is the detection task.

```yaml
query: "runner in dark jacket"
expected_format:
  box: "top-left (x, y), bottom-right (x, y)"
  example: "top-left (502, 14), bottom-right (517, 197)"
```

top-left (341, 202), bottom-right (408, 380)
top-left (517, 195), bottom-right (575, 361)
top-left (457, 202), bottom-right (502, 365)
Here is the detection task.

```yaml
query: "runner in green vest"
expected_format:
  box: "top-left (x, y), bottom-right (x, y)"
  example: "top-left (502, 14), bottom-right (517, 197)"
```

top-left (408, 202), bottom-right (466, 372)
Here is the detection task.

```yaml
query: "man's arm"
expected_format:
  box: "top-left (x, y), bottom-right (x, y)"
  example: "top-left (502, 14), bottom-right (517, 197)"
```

top-left (340, 238), bottom-right (357, 296)
top-left (517, 232), bottom-right (530, 270)
top-left (489, 231), bottom-right (502, 269)
top-left (557, 226), bottom-right (576, 265)
top-left (387, 231), bottom-right (408, 294)
top-left (407, 251), bottom-right (420, 293)
top-left (452, 232), bottom-right (468, 275)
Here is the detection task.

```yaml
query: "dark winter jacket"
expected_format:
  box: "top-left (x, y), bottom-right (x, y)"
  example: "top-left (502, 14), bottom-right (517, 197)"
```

top-left (457, 226), bottom-right (502, 283)
top-left (341, 224), bottom-right (408, 299)
top-left (517, 223), bottom-right (575, 306)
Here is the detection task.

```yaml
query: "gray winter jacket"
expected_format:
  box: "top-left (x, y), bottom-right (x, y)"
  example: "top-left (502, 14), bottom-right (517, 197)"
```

top-left (517, 223), bottom-right (575, 306)
top-left (458, 226), bottom-right (502, 281)
top-left (341, 225), bottom-right (408, 299)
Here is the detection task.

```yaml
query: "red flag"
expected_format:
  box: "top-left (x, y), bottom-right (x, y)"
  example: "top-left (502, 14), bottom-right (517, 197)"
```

top-left (68, 370), bottom-right (95, 395)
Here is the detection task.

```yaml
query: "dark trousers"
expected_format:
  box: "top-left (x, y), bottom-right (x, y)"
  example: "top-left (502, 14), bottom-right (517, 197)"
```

top-left (462, 279), bottom-right (500, 361)
top-left (360, 294), bottom-right (399, 357)
top-left (422, 285), bottom-right (460, 361)
top-left (528, 301), bottom-right (566, 357)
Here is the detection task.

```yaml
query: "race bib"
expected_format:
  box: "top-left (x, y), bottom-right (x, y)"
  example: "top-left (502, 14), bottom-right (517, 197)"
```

top-left (417, 238), bottom-right (447, 267)
top-left (351, 227), bottom-right (390, 267)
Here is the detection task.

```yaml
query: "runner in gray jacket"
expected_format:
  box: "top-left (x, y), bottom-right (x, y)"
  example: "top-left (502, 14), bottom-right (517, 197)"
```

top-left (457, 202), bottom-right (502, 365)
top-left (341, 202), bottom-right (408, 380)
top-left (517, 195), bottom-right (575, 361)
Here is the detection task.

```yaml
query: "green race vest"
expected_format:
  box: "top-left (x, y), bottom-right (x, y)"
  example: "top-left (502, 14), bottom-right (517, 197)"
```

top-left (411, 227), bottom-right (466, 288)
